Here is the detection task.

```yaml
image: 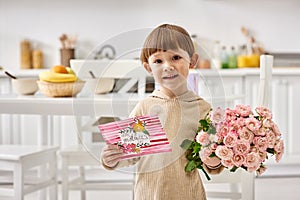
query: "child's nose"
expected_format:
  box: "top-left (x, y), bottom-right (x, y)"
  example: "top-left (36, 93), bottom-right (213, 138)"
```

top-left (163, 61), bottom-right (174, 71)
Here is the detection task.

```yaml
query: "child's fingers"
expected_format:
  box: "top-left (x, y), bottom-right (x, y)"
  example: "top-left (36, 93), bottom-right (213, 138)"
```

top-left (102, 151), bottom-right (124, 167)
top-left (102, 148), bottom-right (123, 158)
top-left (101, 144), bottom-right (124, 167)
top-left (102, 144), bottom-right (123, 155)
top-left (103, 153), bottom-right (123, 165)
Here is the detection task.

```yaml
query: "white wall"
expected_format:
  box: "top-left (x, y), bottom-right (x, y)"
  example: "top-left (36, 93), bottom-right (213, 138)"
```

top-left (1, 0), bottom-right (300, 70)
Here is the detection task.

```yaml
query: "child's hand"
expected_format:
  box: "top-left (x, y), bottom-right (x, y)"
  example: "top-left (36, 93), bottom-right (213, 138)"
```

top-left (202, 156), bottom-right (222, 169)
top-left (101, 144), bottom-right (124, 168)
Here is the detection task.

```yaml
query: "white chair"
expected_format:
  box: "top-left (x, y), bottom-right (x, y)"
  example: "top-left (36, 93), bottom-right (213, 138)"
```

top-left (0, 145), bottom-right (58, 200)
top-left (59, 59), bottom-right (148, 200)
top-left (60, 144), bottom-right (135, 200)
top-left (200, 55), bottom-right (273, 200)
top-left (200, 168), bottom-right (255, 200)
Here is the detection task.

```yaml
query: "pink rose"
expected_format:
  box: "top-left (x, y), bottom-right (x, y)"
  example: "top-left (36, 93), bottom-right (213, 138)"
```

top-left (266, 131), bottom-right (276, 148)
top-left (215, 146), bottom-right (233, 160)
top-left (274, 139), bottom-right (284, 153)
top-left (224, 133), bottom-right (238, 148)
top-left (225, 108), bottom-right (237, 122)
top-left (217, 124), bottom-right (230, 138)
top-left (239, 127), bottom-right (254, 143)
top-left (231, 154), bottom-right (245, 167)
top-left (210, 142), bottom-right (218, 150)
top-left (256, 127), bottom-right (267, 136)
top-left (255, 106), bottom-right (272, 119)
top-left (245, 117), bottom-right (261, 133)
top-left (262, 118), bottom-right (273, 128)
top-left (244, 152), bottom-right (260, 168)
top-left (235, 104), bottom-right (252, 117)
top-left (221, 159), bottom-right (235, 168)
top-left (210, 107), bottom-right (225, 124)
top-left (276, 151), bottom-right (284, 162)
top-left (272, 123), bottom-right (282, 137)
top-left (258, 151), bottom-right (267, 162)
top-left (199, 147), bottom-right (213, 160)
top-left (247, 165), bottom-right (260, 172)
top-left (256, 165), bottom-right (267, 176)
top-left (250, 146), bottom-right (259, 153)
top-left (196, 131), bottom-right (210, 146)
top-left (233, 140), bottom-right (250, 155)
top-left (236, 117), bottom-right (246, 127)
top-left (253, 137), bottom-right (268, 151)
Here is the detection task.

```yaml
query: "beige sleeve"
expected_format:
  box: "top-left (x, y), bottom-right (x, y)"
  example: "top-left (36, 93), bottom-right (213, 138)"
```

top-left (129, 101), bottom-right (143, 118)
top-left (102, 157), bottom-right (141, 170)
top-left (101, 102), bottom-right (144, 170)
top-left (199, 99), bottom-right (212, 120)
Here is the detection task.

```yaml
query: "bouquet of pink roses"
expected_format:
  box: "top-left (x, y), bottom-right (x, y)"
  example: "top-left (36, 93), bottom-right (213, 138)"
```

top-left (180, 105), bottom-right (284, 180)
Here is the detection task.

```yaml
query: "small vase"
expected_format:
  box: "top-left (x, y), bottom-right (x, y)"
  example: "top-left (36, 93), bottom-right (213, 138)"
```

top-left (60, 48), bottom-right (75, 67)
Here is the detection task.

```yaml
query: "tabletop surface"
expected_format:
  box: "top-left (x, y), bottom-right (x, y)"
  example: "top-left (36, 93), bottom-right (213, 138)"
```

top-left (0, 145), bottom-right (59, 160)
top-left (0, 93), bottom-right (147, 116)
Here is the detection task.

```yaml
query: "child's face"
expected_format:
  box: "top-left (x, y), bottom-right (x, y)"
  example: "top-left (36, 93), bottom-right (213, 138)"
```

top-left (143, 49), bottom-right (197, 95)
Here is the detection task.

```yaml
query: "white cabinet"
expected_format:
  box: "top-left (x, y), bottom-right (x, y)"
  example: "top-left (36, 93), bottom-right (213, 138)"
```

top-left (272, 76), bottom-right (300, 163)
top-left (196, 70), bottom-right (245, 108)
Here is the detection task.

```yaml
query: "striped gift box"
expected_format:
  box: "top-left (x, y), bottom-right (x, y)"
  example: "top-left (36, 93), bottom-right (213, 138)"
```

top-left (98, 115), bottom-right (172, 160)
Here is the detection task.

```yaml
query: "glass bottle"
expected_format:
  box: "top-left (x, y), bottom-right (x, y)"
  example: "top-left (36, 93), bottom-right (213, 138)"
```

top-left (211, 40), bottom-right (221, 69)
top-left (220, 46), bottom-right (229, 69)
top-left (228, 46), bottom-right (237, 68)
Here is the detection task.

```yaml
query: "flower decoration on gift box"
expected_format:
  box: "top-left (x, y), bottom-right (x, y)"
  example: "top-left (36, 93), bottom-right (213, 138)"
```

top-left (181, 105), bottom-right (284, 180)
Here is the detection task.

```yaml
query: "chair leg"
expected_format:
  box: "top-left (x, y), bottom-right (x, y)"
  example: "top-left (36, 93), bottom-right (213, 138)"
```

top-left (79, 166), bottom-right (86, 200)
top-left (37, 163), bottom-right (47, 200)
top-left (13, 164), bottom-right (24, 200)
top-left (241, 172), bottom-right (255, 200)
top-left (62, 158), bottom-right (69, 200)
top-left (49, 153), bottom-right (58, 200)
top-left (229, 183), bottom-right (239, 200)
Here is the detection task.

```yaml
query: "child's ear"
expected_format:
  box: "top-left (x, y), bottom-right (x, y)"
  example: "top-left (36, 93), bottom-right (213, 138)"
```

top-left (190, 53), bottom-right (199, 68)
top-left (143, 62), bottom-right (153, 75)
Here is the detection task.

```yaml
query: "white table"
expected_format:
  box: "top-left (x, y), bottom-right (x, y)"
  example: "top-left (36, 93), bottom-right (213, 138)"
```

top-left (0, 92), bottom-right (242, 146)
top-left (0, 93), bottom-right (146, 145)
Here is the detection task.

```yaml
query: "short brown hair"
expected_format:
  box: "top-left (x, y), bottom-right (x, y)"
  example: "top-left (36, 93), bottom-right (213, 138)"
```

top-left (140, 24), bottom-right (195, 63)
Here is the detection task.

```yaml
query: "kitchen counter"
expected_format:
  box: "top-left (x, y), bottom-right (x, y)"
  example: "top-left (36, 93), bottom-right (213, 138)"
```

top-left (190, 67), bottom-right (300, 76)
top-left (2, 68), bottom-right (300, 78)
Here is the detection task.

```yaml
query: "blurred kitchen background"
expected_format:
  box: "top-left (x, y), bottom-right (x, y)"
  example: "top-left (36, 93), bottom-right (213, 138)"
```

top-left (1, 0), bottom-right (300, 199)
top-left (1, 0), bottom-right (300, 70)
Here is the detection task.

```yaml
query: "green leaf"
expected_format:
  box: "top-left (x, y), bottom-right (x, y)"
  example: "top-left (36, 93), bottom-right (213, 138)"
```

top-left (143, 130), bottom-right (150, 136)
top-left (186, 153), bottom-right (194, 161)
top-left (180, 139), bottom-right (193, 150)
top-left (192, 142), bottom-right (201, 154)
top-left (230, 166), bottom-right (238, 172)
top-left (209, 152), bottom-right (216, 158)
top-left (267, 148), bottom-right (275, 154)
top-left (207, 124), bottom-right (216, 134)
top-left (185, 160), bottom-right (197, 172)
top-left (200, 119), bottom-right (208, 128)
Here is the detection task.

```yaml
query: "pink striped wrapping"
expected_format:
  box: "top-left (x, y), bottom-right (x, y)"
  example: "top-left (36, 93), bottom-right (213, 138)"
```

top-left (98, 115), bottom-right (172, 160)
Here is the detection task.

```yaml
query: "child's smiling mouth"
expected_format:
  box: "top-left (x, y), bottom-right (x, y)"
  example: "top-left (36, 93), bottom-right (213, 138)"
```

top-left (162, 74), bottom-right (179, 80)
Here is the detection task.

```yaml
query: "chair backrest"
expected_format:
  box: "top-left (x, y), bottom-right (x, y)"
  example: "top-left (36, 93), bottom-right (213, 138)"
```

top-left (200, 168), bottom-right (254, 200)
top-left (70, 59), bottom-right (148, 96)
top-left (201, 55), bottom-right (273, 200)
top-left (257, 55), bottom-right (273, 107)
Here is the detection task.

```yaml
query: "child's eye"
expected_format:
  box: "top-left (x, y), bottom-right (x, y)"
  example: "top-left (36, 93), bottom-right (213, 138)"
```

top-left (154, 59), bottom-right (163, 64)
top-left (172, 55), bottom-right (182, 60)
